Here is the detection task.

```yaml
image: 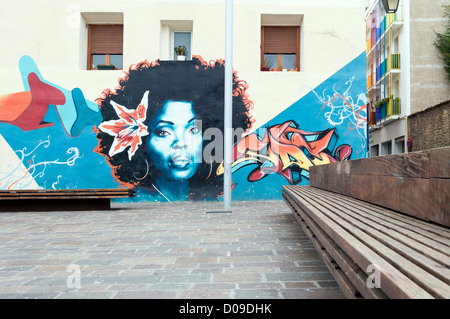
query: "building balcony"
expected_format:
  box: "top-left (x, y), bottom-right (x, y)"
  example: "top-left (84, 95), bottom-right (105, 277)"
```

top-left (366, 5), bottom-right (403, 55)
top-left (388, 53), bottom-right (401, 70)
top-left (373, 97), bottom-right (401, 127)
top-left (376, 53), bottom-right (401, 83)
top-left (367, 73), bottom-right (373, 90)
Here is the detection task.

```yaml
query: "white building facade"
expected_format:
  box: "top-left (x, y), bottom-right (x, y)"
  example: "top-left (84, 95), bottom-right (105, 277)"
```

top-left (0, 0), bottom-right (369, 202)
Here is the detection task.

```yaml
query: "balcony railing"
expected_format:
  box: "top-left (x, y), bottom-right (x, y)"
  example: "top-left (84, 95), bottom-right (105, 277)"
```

top-left (367, 73), bottom-right (373, 90)
top-left (366, 4), bottom-right (403, 52)
top-left (375, 97), bottom-right (401, 124)
top-left (376, 59), bottom-right (387, 82)
top-left (376, 53), bottom-right (401, 82)
top-left (387, 53), bottom-right (400, 71)
top-left (388, 97), bottom-right (401, 116)
top-left (386, 7), bottom-right (403, 26)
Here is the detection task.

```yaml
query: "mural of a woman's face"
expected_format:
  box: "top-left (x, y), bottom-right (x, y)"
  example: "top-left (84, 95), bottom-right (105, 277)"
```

top-left (146, 101), bottom-right (202, 181)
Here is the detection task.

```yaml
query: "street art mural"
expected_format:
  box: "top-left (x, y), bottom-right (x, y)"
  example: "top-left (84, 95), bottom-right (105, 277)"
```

top-left (94, 57), bottom-right (253, 201)
top-left (0, 56), bottom-right (114, 191)
top-left (0, 52), bottom-right (367, 201)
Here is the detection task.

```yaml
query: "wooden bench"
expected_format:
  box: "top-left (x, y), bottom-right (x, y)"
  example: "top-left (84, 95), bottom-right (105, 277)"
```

top-left (0, 188), bottom-right (136, 211)
top-left (282, 185), bottom-right (450, 299)
top-left (282, 146), bottom-right (450, 299)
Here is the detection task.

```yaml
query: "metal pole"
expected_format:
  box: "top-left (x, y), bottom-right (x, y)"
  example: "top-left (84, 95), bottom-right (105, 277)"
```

top-left (224, 0), bottom-right (233, 209)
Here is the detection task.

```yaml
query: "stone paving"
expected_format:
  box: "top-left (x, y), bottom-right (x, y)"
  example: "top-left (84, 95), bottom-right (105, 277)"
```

top-left (0, 200), bottom-right (345, 299)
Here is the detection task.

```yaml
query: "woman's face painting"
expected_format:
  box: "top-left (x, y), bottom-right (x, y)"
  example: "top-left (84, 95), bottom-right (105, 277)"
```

top-left (147, 101), bottom-right (202, 180)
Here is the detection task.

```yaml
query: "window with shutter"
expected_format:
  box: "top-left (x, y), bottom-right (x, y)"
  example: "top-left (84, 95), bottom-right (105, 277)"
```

top-left (261, 26), bottom-right (300, 71)
top-left (88, 24), bottom-right (123, 70)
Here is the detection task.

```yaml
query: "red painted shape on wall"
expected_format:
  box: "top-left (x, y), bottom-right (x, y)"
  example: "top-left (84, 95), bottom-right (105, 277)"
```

top-left (0, 73), bottom-right (66, 131)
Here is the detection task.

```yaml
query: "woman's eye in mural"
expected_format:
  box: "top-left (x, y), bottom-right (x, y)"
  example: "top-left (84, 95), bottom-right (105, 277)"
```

top-left (189, 123), bottom-right (201, 135)
top-left (154, 127), bottom-right (171, 137)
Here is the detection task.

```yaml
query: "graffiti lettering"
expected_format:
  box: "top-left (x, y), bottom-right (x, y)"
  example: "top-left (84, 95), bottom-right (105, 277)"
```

top-left (217, 120), bottom-right (352, 184)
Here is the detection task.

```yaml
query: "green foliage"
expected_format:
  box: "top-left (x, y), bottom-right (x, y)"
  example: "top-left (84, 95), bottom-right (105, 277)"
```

top-left (262, 59), bottom-right (273, 69)
top-left (374, 95), bottom-right (394, 108)
top-left (435, 5), bottom-right (450, 82)
top-left (174, 45), bottom-right (187, 56)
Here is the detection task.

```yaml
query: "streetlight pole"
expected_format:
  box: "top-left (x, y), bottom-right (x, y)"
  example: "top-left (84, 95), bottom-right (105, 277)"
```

top-left (224, 0), bottom-right (233, 209)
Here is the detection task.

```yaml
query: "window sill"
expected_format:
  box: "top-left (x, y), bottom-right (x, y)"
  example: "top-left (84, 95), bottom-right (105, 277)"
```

top-left (261, 69), bottom-right (300, 72)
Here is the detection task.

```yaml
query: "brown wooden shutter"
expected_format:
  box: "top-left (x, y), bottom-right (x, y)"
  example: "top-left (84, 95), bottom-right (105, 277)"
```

top-left (263, 26), bottom-right (298, 54)
top-left (90, 25), bottom-right (123, 54)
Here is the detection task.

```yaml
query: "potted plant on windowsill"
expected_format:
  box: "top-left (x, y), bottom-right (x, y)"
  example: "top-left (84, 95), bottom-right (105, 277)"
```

top-left (261, 59), bottom-right (273, 71)
top-left (97, 64), bottom-right (115, 70)
top-left (174, 45), bottom-right (188, 61)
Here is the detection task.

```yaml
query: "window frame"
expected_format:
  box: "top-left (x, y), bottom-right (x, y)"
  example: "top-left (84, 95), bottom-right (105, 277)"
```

top-left (261, 25), bottom-right (300, 72)
top-left (172, 31), bottom-right (192, 61)
top-left (87, 24), bottom-right (123, 70)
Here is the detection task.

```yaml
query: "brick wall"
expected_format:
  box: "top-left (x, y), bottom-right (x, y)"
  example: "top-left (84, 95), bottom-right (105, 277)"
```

top-left (408, 100), bottom-right (450, 152)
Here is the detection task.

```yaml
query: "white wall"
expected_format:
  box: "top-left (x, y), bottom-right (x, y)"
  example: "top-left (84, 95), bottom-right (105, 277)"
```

top-left (0, 0), bottom-right (367, 130)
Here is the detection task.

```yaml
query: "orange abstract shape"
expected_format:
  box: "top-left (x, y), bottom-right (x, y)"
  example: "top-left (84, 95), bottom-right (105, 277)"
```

top-left (0, 72), bottom-right (66, 131)
top-left (0, 91), bottom-right (32, 121)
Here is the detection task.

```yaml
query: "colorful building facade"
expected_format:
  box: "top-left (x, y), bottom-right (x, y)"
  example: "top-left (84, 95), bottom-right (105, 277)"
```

top-left (366, 0), bottom-right (450, 156)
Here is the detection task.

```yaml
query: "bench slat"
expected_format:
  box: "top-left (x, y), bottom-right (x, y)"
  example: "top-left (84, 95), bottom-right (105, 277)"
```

top-left (283, 185), bottom-right (435, 299)
top-left (303, 187), bottom-right (450, 264)
top-left (284, 193), bottom-right (363, 299)
top-left (293, 201), bottom-right (364, 299)
top-left (308, 186), bottom-right (450, 245)
top-left (284, 191), bottom-right (388, 299)
top-left (0, 196), bottom-right (133, 200)
top-left (0, 188), bottom-right (133, 193)
top-left (299, 186), bottom-right (450, 289)
top-left (0, 188), bottom-right (135, 200)
top-left (290, 186), bottom-right (450, 298)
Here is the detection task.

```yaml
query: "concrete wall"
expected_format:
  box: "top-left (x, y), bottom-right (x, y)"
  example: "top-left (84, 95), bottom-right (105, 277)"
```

top-left (369, 118), bottom-right (407, 156)
top-left (410, 0), bottom-right (450, 114)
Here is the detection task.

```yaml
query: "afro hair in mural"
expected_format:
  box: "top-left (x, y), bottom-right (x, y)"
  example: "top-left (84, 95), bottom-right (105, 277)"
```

top-left (94, 56), bottom-right (254, 201)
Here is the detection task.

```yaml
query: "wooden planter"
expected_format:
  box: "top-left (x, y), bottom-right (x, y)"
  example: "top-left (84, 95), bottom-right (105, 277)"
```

top-left (97, 65), bottom-right (115, 70)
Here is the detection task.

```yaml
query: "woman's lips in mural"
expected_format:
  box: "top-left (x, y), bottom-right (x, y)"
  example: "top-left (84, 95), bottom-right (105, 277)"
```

top-left (170, 154), bottom-right (191, 168)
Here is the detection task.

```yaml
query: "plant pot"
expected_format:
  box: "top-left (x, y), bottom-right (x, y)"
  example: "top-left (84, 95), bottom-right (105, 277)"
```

top-left (262, 67), bottom-right (270, 71)
top-left (97, 64), bottom-right (115, 70)
top-left (177, 55), bottom-right (186, 61)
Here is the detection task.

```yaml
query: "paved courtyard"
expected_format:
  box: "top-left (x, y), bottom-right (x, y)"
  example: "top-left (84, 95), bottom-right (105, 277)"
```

top-left (0, 200), bottom-right (345, 299)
